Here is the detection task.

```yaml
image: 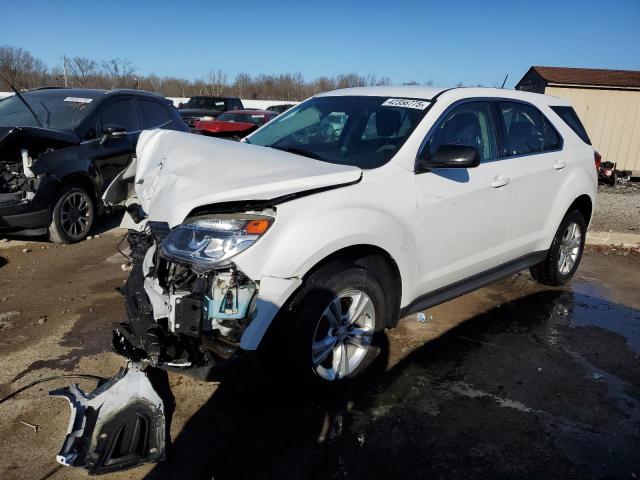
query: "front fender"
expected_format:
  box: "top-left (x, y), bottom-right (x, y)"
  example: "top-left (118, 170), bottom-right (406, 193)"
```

top-left (32, 144), bottom-right (101, 198)
top-left (233, 183), bottom-right (417, 306)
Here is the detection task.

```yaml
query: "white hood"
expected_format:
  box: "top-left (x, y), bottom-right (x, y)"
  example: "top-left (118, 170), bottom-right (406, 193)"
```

top-left (134, 130), bottom-right (361, 227)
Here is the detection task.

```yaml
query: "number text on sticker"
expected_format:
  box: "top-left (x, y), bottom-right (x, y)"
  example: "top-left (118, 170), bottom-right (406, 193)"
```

top-left (381, 98), bottom-right (429, 110)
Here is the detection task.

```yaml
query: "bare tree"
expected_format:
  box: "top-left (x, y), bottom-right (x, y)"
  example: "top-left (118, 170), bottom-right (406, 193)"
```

top-left (233, 72), bottom-right (251, 99)
top-left (0, 45), bottom-right (47, 89)
top-left (68, 56), bottom-right (98, 87)
top-left (207, 69), bottom-right (227, 96)
top-left (101, 58), bottom-right (135, 88)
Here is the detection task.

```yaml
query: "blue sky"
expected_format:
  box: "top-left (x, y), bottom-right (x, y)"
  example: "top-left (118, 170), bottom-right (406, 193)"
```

top-left (1, 0), bottom-right (639, 88)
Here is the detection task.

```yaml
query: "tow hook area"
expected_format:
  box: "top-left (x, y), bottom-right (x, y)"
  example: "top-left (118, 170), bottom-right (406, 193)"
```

top-left (50, 363), bottom-right (166, 475)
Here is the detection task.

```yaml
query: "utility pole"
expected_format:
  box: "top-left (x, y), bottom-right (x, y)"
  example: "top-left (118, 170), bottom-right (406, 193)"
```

top-left (62, 55), bottom-right (69, 87)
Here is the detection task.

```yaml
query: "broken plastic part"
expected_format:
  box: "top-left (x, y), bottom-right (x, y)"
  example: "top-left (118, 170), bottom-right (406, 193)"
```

top-left (21, 149), bottom-right (35, 178)
top-left (50, 363), bottom-right (165, 475)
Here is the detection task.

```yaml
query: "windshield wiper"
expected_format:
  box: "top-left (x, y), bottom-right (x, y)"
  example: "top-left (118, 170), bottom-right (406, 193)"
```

top-left (0, 74), bottom-right (43, 128)
top-left (268, 145), bottom-right (323, 160)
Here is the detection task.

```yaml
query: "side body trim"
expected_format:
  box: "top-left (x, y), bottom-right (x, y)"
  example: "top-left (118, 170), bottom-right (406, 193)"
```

top-left (399, 251), bottom-right (547, 318)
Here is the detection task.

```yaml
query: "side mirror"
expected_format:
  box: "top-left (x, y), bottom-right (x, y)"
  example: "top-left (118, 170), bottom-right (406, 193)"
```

top-left (100, 124), bottom-right (127, 145)
top-left (418, 144), bottom-right (480, 170)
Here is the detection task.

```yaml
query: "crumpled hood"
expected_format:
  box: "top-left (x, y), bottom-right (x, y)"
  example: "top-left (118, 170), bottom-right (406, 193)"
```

top-left (0, 126), bottom-right (80, 152)
top-left (135, 130), bottom-right (361, 227)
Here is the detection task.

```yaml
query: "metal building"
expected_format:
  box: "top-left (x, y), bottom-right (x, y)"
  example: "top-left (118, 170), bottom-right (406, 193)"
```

top-left (516, 66), bottom-right (640, 174)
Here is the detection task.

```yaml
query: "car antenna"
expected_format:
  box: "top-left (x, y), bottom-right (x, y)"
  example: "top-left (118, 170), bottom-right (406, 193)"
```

top-left (0, 73), bottom-right (43, 127)
top-left (500, 74), bottom-right (509, 89)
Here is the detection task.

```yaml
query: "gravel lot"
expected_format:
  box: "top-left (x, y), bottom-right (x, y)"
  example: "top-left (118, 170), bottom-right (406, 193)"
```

top-left (590, 183), bottom-right (640, 233)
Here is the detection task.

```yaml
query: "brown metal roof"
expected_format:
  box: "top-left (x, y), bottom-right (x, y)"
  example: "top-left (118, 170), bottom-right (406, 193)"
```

top-left (530, 66), bottom-right (640, 88)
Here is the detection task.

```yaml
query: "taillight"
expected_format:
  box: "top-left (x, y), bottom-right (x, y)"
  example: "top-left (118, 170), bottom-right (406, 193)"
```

top-left (594, 151), bottom-right (602, 170)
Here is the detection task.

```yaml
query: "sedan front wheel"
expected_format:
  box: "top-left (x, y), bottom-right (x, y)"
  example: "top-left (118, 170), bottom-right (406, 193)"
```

top-left (49, 186), bottom-right (95, 243)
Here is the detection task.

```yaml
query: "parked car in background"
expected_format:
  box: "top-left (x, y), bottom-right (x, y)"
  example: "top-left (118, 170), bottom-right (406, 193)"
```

top-left (266, 103), bottom-right (296, 114)
top-left (58, 86), bottom-right (597, 473)
top-left (193, 109), bottom-right (278, 139)
top-left (0, 87), bottom-right (188, 242)
top-left (178, 96), bottom-right (244, 127)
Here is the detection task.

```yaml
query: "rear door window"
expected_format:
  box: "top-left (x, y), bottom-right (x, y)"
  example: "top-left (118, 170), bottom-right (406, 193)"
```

top-left (139, 100), bottom-right (172, 128)
top-left (99, 99), bottom-right (138, 132)
top-left (498, 102), bottom-right (562, 156)
top-left (550, 105), bottom-right (591, 145)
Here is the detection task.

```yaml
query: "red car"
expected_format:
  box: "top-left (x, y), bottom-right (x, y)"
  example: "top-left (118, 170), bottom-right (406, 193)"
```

top-left (193, 109), bottom-right (278, 139)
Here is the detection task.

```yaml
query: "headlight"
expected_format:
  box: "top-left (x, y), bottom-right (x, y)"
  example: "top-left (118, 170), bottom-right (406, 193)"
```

top-left (199, 116), bottom-right (215, 121)
top-left (160, 214), bottom-right (273, 272)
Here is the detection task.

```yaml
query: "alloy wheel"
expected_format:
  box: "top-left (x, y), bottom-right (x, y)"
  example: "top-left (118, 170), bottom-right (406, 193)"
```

top-left (558, 221), bottom-right (581, 274)
top-left (311, 288), bottom-right (375, 381)
top-left (60, 191), bottom-right (92, 238)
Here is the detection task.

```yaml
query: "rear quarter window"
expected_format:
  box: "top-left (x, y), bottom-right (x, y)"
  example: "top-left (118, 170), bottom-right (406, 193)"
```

top-left (550, 106), bottom-right (591, 145)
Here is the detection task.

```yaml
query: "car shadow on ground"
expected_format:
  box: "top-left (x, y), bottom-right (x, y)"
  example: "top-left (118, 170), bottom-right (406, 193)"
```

top-left (143, 290), bottom-right (640, 480)
top-left (0, 210), bottom-right (124, 244)
top-left (0, 256), bottom-right (6, 268)
top-left (90, 209), bottom-right (125, 235)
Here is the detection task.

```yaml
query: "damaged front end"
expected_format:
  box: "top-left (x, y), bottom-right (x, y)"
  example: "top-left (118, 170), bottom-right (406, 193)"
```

top-left (114, 214), bottom-right (270, 380)
top-left (0, 127), bottom-right (79, 234)
top-left (50, 364), bottom-right (166, 475)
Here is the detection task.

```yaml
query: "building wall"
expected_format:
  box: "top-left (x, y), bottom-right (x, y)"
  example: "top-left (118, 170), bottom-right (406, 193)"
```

top-left (545, 86), bottom-right (640, 173)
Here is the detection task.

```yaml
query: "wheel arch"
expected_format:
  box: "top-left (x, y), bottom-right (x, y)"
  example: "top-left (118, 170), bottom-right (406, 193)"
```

top-left (60, 172), bottom-right (99, 208)
top-left (567, 194), bottom-right (593, 227)
top-left (300, 244), bottom-right (403, 328)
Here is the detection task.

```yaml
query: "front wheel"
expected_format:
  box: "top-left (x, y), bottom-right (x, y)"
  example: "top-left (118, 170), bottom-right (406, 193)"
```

top-left (530, 209), bottom-right (586, 286)
top-left (278, 263), bottom-right (387, 385)
top-left (49, 186), bottom-right (95, 243)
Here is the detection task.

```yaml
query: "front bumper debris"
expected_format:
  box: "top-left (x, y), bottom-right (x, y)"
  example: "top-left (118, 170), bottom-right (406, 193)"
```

top-left (50, 363), bottom-right (166, 475)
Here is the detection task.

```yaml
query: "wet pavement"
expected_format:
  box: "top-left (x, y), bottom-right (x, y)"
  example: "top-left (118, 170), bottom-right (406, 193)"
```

top-left (0, 227), bottom-right (638, 479)
top-left (144, 277), bottom-right (640, 480)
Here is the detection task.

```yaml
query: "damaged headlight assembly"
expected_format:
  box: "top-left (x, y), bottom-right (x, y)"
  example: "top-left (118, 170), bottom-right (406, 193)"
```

top-left (160, 214), bottom-right (273, 272)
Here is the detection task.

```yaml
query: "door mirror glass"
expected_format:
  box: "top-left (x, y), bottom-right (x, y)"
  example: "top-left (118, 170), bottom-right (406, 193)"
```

top-left (100, 124), bottom-right (127, 145)
top-left (419, 144), bottom-right (480, 170)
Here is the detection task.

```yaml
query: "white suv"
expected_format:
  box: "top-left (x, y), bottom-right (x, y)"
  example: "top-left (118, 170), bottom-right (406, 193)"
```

top-left (56, 86), bottom-right (597, 472)
top-left (121, 85), bottom-right (597, 382)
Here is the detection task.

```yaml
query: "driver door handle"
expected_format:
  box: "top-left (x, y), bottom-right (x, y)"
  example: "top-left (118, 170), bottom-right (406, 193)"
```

top-left (491, 175), bottom-right (510, 188)
top-left (554, 160), bottom-right (568, 170)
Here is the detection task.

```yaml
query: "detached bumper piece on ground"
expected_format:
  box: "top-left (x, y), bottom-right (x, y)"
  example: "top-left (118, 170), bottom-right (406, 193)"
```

top-left (50, 364), bottom-right (166, 475)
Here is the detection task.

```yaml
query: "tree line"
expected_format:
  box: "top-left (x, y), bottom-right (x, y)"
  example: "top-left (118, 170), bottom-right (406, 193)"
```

top-left (0, 45), bottom-right (447, 100)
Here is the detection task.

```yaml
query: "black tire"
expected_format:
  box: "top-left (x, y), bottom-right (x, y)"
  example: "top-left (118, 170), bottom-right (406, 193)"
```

top-left (48, 186), bottom-right (95, 243)
top-left (530, 210), bottom-right (586, 286)
top-left (272, 262), bottom-right (387, 386)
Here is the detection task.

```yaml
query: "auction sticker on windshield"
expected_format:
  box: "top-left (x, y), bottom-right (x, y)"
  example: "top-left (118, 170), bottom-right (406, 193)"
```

top-left (382, 98), bottom-right (429, 110)
top-left (64, 97), bottom-right (93, 103)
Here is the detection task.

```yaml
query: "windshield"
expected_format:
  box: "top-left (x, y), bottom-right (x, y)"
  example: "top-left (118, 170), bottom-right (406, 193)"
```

top-left (0, 90), bottom-right (100, 129)
top-left (247, 96), bottom-right (430, 169)
top-left (217, 112), bottom-right (264, 124)
top-left (184, 97), bottom-right (226, 110)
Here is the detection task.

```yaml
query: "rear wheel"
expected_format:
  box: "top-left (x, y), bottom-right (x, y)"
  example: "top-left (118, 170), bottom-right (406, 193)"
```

top-left (530, 210), bottom-right (586, 286)
top-left (49, 186), bottom-right (95, 243)
top-left (277, 262), bottom-right (386, 385)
